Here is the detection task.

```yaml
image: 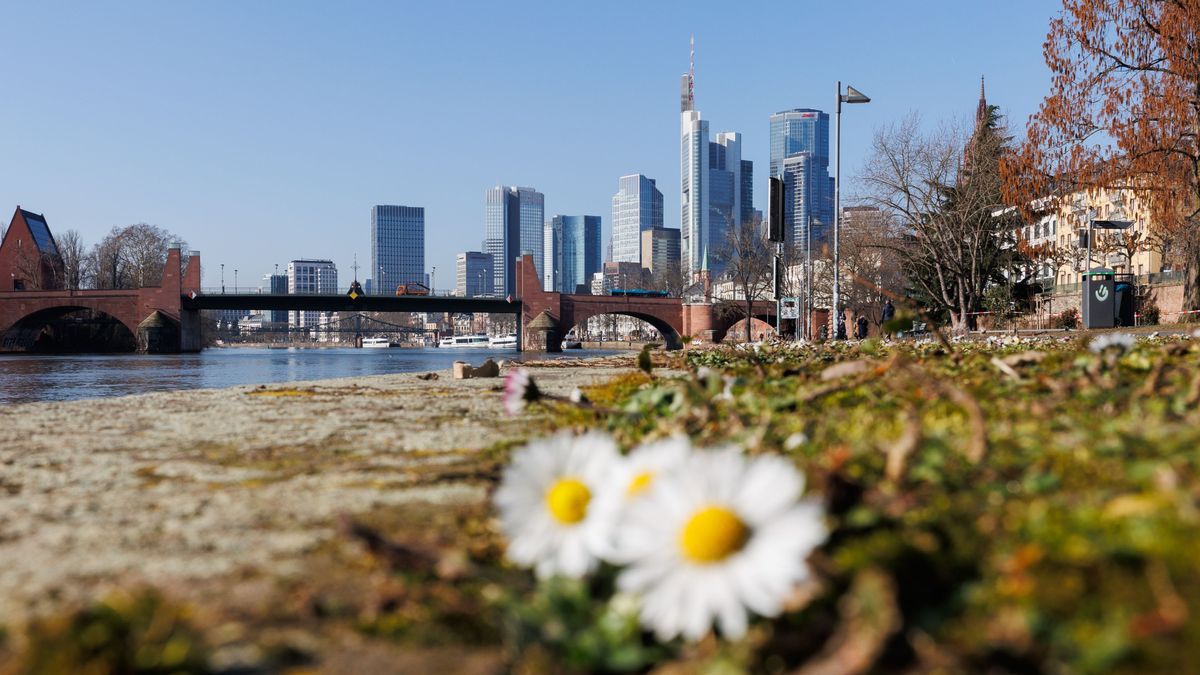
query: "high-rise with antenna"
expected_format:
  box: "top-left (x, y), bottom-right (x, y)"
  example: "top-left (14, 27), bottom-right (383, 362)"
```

top-left (680, 35), bottom-right (709, 279)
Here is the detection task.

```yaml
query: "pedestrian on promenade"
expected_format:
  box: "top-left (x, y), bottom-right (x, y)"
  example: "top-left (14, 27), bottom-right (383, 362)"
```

top-left (856, 314), bottom-right (869, 340)
top-left (881, 300), bottom-right (896, 338)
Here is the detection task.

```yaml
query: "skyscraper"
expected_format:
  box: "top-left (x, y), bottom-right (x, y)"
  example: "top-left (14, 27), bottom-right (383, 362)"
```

top-left (611, 174), bottom-right (664, 264)
top-left (769, 109), bottom-right (834, 247)
top-left (680, 38), bottom-right (710, 280)
top-left (544, 215), bottom-right (602, 294)
top-left (708, 132), bottom-right (753, 273)
top-left (371, 205), bottom-right (424, 295)
top-left (641, 227), bottom-right (681, 277)
top-left (261, 273), bottom-right (288, 326)
top-left (485, 186), bottom-right (544, 297)
top-left (456, 251), bottom-right (493, 297)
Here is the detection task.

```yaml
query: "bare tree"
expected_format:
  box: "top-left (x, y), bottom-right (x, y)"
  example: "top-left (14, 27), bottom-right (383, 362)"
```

top-left (859, 113), bottom-right (1020, 331)
top-left (649, 260), bottom-right (687, 297)
top-left (85, 223), bottom-right (185, 289)
top-left (56, 229), bottom-right (87, 291)
top-left (715, 214), bottom-right (774, 343)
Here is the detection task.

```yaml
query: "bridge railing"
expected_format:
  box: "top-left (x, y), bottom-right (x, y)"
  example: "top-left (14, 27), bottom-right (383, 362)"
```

top-left (196, 287), bottom-right (499, 298)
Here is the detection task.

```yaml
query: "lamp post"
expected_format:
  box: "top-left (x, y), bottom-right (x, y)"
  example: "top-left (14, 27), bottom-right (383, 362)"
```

top-left (832, 81), bottom-right (871, 340)
top-left (432, 266), bottom-right (437, 296)
top-left (379, 266), bottom-right (386, 296)
top-left (221, 263), bottom-right (225, 294)
top-left (234, 268), bottom-right (238, 293)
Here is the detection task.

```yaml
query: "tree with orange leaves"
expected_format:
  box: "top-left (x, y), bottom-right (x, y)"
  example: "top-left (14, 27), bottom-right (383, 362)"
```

top-left (1003, 0), bottom-right (1200, 308)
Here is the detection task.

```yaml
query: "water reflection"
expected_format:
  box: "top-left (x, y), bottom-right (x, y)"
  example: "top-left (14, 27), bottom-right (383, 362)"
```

top-left (0, 348), bottom-right (609, 405)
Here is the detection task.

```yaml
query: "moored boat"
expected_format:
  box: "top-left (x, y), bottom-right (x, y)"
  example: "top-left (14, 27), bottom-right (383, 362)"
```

top-left (488, 334), bottom-right (518, 348)
top-left (362, 337), bottom-right (390, 348)
top-left (439, 334), bottom-right (490, 348)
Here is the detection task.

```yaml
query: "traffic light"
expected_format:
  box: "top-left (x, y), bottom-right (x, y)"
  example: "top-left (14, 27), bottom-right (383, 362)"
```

top-left (768, 177), bottom-right (785, 243)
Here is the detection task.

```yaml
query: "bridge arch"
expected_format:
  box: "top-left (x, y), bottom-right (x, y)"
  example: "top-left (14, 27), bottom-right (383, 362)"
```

top-left (709, 306), bottom-right (778, 345)
top-left (563, 307), bottom-right (684, 350)
top-left (1, 304), bottom-right (140, 352)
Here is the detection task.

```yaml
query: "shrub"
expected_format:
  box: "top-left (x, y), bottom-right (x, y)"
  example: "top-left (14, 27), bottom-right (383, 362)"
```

top-left (1138, 296), bottom-right (1161, 326)
top-left (1056, 307), bottom-right (1079, 329)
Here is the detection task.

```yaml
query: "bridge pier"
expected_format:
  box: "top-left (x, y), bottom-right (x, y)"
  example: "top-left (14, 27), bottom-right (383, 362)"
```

top-left (180, 309), bottom-right (203, 353)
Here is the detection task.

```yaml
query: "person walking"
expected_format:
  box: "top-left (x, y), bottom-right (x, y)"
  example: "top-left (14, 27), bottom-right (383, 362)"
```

top-left (881, 300), bottom-right (896, 338)
top-left (856, 314), bottom-right (869, 340)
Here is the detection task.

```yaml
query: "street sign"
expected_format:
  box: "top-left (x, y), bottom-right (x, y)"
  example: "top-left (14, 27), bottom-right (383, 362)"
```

top-left (780, 298), bottom-right (799, 319)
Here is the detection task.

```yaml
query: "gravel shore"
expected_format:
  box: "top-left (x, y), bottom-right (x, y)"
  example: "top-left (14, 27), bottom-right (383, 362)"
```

top-left (0, 358), bottom-right (636, 628)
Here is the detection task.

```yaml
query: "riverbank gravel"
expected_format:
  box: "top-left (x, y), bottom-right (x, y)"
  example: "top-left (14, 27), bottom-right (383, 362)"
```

top-left (0, 360), bottom-right (635, 626)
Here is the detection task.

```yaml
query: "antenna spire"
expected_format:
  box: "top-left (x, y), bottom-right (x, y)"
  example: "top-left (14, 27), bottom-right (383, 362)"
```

top-left (689, 34), bottom-right (695, 107)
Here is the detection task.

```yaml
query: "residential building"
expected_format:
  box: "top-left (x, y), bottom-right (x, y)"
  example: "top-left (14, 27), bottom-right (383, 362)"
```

top-left (485, 185), bottom-right (544, 297)
top-left (641, 227), bottom-right (681, 276)
top-left (287, 259), bottom-right (338, 337)
top-left (770, 108), bottom-right (834, 247)
top-left (456, 251), bottom-right (493, 297)
top-left (371, 205), bottom-right (424, 294)
top-left (543, 215), bottom-right (602, 294)
top-left (611, 174), bottom-right (664, 264)
top-left (1010, 188), bottom-right (1166, 289)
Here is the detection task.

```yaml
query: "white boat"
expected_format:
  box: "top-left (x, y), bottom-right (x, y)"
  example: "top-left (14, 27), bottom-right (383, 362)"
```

top-left (561, 332), bottom-right (582, 350)
top-left (362, 337), bottom-right (390, 348)
top-left (439, 334), bottom-right (490, 348)
top-left (488, 334), bottom-right (518, 348)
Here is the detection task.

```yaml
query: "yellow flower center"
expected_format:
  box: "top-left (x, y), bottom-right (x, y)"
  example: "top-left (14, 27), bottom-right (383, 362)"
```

top-left (679, 506), bottom-right (749, 563)
top-left (545, 478), bottom-right (591, 525)
top-left (627, 471), bottom-right (654, 497)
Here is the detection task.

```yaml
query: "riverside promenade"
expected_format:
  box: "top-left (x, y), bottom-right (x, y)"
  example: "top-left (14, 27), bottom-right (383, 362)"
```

top-left (0, 357), bottom-right (637, 667)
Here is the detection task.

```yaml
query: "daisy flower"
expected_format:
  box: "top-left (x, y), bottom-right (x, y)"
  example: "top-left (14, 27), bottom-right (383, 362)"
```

top-left (614, 448), bottom-right (826, 641)
top-left (494, 431), bottom-right (619, 579)
top-left (503, 368), bottom-right (541, 415)
top-left (1089, 332), bottom-right (1136, 354)
top-left (591, 438), bottom-right (691, 562)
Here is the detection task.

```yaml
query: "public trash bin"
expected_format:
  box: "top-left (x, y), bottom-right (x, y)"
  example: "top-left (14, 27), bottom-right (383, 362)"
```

top-left (1082, 269), bottom-right (1116, 329)
top-left (1114, 280), bottom-right (1135, 326)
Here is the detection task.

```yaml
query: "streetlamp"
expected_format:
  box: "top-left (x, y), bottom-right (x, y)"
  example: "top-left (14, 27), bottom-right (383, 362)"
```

top-left (832, 81), bottom-right (871, 340)
top-left (432, 266), bottom-right (437, 296)
top-left (234, 268), bottom-right (238, 293)
top-left (221, 263), bottom-right (225, 294)
top-left (379, 266), bottom-right (386, 296)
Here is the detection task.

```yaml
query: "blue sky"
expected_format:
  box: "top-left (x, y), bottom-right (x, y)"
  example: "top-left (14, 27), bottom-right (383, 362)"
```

top-left (0, 1), bottom-right (1057, 290)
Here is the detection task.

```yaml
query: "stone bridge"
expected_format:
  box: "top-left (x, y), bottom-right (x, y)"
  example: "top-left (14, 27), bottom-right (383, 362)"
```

top-left (0, 247), bottom-right (202, 352)
top-left (513, 255), bottom-right (776, 351)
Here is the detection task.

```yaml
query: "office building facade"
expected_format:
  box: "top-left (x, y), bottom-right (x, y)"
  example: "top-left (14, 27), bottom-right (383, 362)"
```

top-left (287, 259), bottom-right (338, 334)
top-left (485, 186), bottom-right (544, 297)
top-left (641, 227), bottom-right (682, 277)
top-left (708, 132), bottom-right (753, 273)
top-left (611, 174), bottom-right (664, 264)
top-left (769, 109), bottom-right (834, 247)
top-left (371, 205), bottom-right (424, 294)
top-left (543, 215), bottom-right (602, 294)
top-left (261, 273), bottom-right (288, 325)
top-left (456, 251), bottom-right (493, 297)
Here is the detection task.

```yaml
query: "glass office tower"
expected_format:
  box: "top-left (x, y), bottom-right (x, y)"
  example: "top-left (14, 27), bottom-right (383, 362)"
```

top-left (544, 215), bottom-right (602, 294)
top-left (769, 109), bottom-right (833, 247)
top-left (371, 205), bottom-right (425, 294)
top-left (485, 186), bottom-right (544, 297)
top-left (611, 174), bottom-right (664, 265)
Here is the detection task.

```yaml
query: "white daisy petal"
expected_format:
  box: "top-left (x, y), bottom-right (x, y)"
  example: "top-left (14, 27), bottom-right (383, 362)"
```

top-left (616, 447), bottom-right (827, 641)
top-left (493, 431), bottom-right (619, 579)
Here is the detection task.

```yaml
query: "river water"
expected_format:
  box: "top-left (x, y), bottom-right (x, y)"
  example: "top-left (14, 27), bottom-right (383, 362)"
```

top-left (0, 347), bottom-right (618, 405)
